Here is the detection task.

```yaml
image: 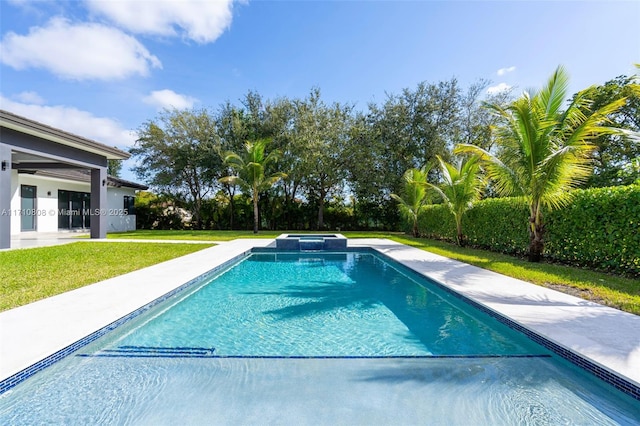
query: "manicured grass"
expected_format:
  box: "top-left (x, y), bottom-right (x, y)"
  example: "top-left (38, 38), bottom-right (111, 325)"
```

top-left (108, 230), bottom-right (640, 315)
top-left (104, 230), bottom-right (403, 241)
top-left (0, 242), bottom-right (213, 312)
top-left (389, 235), bottom-right (640, 315)
top-left (104, 229), bottom-right (284, 240)
top-left (5, 231), bottom-right (638, 316)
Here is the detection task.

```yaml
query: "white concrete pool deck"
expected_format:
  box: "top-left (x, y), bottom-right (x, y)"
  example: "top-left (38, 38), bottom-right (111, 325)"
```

top-left (1, 238), bottom-right (639, 391)
top-left (4, 232), bottom-right (224, 250)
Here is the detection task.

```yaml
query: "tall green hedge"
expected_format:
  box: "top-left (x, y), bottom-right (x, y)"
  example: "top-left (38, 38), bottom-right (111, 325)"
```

top-left (417, 204), bottom-right (456, 241)
top-left (463, 198), bottom-right (530, 255)
top-left (418, 197), bottom-right (531, 255)
top-left (415, 185), bottom-right (640, 276)
top-left (544, 186), bottom-right (640, 275)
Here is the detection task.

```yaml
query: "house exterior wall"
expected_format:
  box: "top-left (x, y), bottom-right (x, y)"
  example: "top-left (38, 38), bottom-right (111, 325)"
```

top-left (10, 174), bottom-right (138, 235)
top-left (9, 170), bottom-right (19, 234)
top-left (107, 186), bottom-right (136, 233)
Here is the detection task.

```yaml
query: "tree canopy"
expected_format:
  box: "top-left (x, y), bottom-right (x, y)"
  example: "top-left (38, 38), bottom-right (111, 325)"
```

top-left (577, 75), bottom-right (640, 186)
top-left (129, 67), bottom-right (639, 233)
top-left (130, 108), bottom-right (221, 229)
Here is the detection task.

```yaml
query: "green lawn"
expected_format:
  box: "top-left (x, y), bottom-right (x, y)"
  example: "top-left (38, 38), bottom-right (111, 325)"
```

top-left (104, 230), bottom-right (640, 315)
top-left (103, 229), bottom-right (402, 241)
top-left (3, 231), bottom-right (638, 316)
top-left (0, 242), bottom-right (213, 312)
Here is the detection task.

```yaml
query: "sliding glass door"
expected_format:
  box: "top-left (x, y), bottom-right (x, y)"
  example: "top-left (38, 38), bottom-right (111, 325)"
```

top-left (58, 190), bottom-right (91, 230)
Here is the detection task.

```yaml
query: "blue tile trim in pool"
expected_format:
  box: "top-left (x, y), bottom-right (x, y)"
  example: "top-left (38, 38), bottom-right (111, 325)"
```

top-left (373, 248), bottom-right (640, 401)
top-left (76, 351), bottom-right (552, 360)
top-left (0, 250), bottom-right (250, 395)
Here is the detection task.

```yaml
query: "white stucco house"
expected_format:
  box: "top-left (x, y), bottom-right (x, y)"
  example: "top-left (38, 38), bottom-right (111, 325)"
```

top-left (10, 169), bottom-right (147, 235)
top-left (0, 110), bottom-right (147, 249)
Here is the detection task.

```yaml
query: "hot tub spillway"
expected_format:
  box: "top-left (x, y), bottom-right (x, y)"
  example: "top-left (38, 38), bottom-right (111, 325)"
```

top-left (275, 234), bottom-right (347, 251)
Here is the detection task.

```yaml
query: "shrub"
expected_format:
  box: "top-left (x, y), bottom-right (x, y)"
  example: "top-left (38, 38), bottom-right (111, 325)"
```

top-left (462, 197), bottom-right (530, 256)
top-left (417, 204), bottom-right (456, 241)
top-left (414, 185), bottom-right (640, 275)
top-left (545, 185), bottom-right (640, 275)
top-left (134, 192), bottom-right (190, 230)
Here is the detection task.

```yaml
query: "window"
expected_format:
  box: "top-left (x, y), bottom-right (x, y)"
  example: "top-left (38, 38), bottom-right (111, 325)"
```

top-left (123, 196), bottom-right (135, 215)
top-left (21, 185), bottom-right (37, 231)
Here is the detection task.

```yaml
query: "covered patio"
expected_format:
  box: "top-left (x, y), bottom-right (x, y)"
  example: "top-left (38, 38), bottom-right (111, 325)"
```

top-left (0, 110), bottom-right (130, 249)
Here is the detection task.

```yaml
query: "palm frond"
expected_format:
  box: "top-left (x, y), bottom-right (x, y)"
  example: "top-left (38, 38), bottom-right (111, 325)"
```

top-left (454, 143), bottom-right (521, 196)
top-left (219, 175), bottom-right (248, 192)
top-left (223, 152), bottom-right (245, 169)
top-left (538, 65), bottom-right (570, 117)
top-left (391, 166), bottom-right (432, 223)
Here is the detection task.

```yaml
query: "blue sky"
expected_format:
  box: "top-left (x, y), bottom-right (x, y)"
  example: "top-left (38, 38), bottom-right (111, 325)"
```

top-left (1, 0), bottom-right (638, 181)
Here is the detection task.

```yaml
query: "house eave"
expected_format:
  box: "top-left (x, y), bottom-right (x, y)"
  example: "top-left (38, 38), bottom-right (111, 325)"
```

top-left (0, 110), bottom-right (130, 160)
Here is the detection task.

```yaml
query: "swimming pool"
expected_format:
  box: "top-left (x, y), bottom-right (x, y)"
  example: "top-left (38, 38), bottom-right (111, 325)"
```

top-left (1, 250), bottom-right (639, 424)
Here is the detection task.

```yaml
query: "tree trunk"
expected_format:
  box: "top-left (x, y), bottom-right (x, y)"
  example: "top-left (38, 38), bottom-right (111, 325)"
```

top-left (253, 194), bottom-right (259, 234)
top-left (228, 190), bottom-right (234, 230)
top-left (284, 192), bottom-right (292, 230)
top-left (456, 219), bottom-right (465, 247)
top-left (318, 195), bottom-right (325, 230)
top-left (528, 207), bottom-right (544, 262)
top-left (193, 197), bottom-right (202, 230)
top-left (223, 184), bottom-right (235, 230)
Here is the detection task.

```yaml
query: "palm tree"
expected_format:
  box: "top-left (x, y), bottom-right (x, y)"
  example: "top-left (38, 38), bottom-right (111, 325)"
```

top-left (426, 155), bottom-right (484, 246)
top-left (391, 166), bottom-right (431, 237)
top-left (456, 66), bottom-right (628, 261)
top-left (220, 138), bottom-right (285, 233)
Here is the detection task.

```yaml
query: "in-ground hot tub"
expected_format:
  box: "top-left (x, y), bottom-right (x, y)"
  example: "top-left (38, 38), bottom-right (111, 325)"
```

top-left (275, 234), bottom-right (347, 251)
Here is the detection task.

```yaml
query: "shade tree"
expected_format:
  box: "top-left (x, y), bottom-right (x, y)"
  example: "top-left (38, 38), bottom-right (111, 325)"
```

top-left (130, 108), bottom-right (221, 229)
top-left (576, 75), bottom-right (640, 187)
top-left (292, 89), bottom-right (353, 229)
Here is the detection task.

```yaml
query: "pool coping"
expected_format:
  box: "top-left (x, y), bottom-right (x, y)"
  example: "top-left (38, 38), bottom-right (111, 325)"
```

top-left (1, 238), bottom-right (639, 398)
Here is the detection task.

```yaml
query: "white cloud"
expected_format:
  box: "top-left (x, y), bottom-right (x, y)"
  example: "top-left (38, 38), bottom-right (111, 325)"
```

top-left (13, 91), bottom-right (45, 105)
top-left (486, 83), bottom-right (512, 94)
top-left (497, 66), bottom-right (516, 76)
top-left (0, 17), bottom-right (162, 80)
top-left (85, 0), bottom-right (236, 44)
top-left (0, 95), bottom-right (137, 148)
top-left (143, 89), bottom-right (198, 110)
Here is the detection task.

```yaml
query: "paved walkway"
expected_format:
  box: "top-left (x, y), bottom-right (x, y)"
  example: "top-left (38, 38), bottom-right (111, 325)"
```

top-left (6, 232), bottom-right (87, 250)
top-left (89, 238), bottom-right (224, 244)
top-left (5, 232), bottom-right (224, 250)
top-left (1, 238), bottom-right (638, 397)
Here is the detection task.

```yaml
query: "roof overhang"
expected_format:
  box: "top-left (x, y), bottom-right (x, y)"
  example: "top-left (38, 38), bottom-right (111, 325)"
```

top-left (23, 169), bottom-right (149, 190)
top-left (0, 109), bottom-right (130, 160)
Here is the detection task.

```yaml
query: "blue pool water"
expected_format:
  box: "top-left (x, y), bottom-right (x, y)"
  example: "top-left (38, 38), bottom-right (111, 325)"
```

top-left (108, 252), bottom-right (544, 357)
top-left (1, 251), bottom-right (639, 424)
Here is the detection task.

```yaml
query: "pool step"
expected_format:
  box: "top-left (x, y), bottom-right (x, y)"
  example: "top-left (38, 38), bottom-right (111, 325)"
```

top-left (78, 346), bottom-right (216, 358)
